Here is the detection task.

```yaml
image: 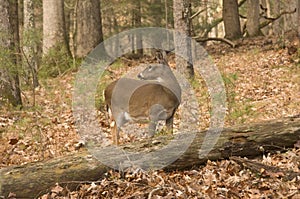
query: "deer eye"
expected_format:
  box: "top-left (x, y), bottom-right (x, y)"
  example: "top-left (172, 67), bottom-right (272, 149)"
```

top-left (148, 65), bottom-right (153, 71)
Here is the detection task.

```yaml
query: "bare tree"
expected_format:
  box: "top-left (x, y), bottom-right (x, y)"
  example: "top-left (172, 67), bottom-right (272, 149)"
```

top-left (23, 0), bottom-right (39, 88)
top-left (247, 0), bottom-right (261, 37)
top-left (74, 0), bottom-right (105, 58)
top-left (133, 0), bottom-right (143, 56)
top-left (42, 0), bottom-right (69, 55)
top-left (0, 0), bottom-right (22, 106)
top-left (173, 0), bottom-right (194, 79)
top-left (222, 0), bottom-right (242, 39)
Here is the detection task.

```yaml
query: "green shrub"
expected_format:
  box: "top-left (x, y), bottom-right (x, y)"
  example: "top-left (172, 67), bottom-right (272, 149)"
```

top-left (39, 45), bottom-right (74, 78)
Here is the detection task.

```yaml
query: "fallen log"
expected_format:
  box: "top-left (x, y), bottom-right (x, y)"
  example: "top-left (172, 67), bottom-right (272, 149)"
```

top-left (0, 116), bottom-right (299, 198)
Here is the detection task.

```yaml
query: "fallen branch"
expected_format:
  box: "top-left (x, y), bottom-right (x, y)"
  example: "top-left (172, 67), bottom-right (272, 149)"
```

top-left (230, 156), bottom-right (300, 181)
top-left (194, 37), bottom-right (236, 47)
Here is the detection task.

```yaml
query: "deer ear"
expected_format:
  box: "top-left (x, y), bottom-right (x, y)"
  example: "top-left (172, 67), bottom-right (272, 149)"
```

top-left (155, 49), bottom-right (168, 65)
top-left (147, 65), bottom-right (153, 71)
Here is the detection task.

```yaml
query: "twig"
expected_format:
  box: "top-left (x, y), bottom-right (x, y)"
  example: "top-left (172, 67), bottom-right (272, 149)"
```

top-left (148, 187), bottom-right (163, 199)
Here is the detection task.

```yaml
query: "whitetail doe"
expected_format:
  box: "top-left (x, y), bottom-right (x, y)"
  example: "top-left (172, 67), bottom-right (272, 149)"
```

top-left (104, 63), bottom-right (181, 145)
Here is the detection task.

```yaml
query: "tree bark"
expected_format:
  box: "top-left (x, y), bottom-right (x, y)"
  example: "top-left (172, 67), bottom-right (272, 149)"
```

top-left (0, 0), bottom-right (22, 107)
top-left (113, 11), bottom-right (120, 56)
top-left (75, 0), bottom-right (104, 58)
top-left (282, 0), bottom-right (298, 33)
top-left (246, 0), bottom-right (261, 37)
top-left (23, 0), bottom-right (39, 88)
top-left (1, 116), bottom-right (299, 197)
top-left (222, 0), bottom-right (242, 39)
top-left (271, 0), bottom-right (282, 35)
top-left (173, 0), bottom-right (194, 79)
top-left (298, 0), bottom-right (300, 38)
top-left (42, 0), bottom-right (69, 55)
top-left (133, 0), bottom-right (143, 56)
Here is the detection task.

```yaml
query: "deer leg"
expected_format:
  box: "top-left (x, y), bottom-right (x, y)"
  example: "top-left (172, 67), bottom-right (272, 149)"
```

top-left (149, 104), bottom-right (168, 137)
top-left (111, 120), bottom-right (120, 145)
top-left (112, 112), bottom-right (129, 145)
top-left (166, 115), bottom-right (174, 133)
top-left (148, 121), bottom-right (157, 137)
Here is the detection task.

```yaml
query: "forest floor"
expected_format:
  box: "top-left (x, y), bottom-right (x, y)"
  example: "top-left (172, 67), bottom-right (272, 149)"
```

top-left (0, 36), bottom-right (300, 198)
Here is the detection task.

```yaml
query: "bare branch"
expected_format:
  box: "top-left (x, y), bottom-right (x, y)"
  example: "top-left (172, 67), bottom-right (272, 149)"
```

top-left (259, 8), bottom-right (297, 29)
top-left (194, 36), bottom-right (236, 48)
top-left (238, 0), bottom-right (247, 7)
top-left (190, 8), bottom-right (206, 20)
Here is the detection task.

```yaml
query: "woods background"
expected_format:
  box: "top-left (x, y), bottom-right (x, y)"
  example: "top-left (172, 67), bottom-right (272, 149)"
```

top-left (0, 0), bottom-right (299, 106)
top-left (0, 0), bottom-right (299, 198)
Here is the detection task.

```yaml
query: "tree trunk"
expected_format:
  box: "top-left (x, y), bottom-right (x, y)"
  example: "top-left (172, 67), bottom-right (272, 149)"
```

top-left (260, 0), bottom-right (270, 35)
top-left (113, 13), bottom-right (120, 56)
top-left (222, 0), bottom-right (242, 39)
top-left (75, 0), bottom-right (104, 58)
top-left (42, 0), bottom-right (69, 55)
top-left (0, 0), bottom-right (22, 107)
top-left (173, 0), bottom-right (194, 79)
top-left (23, 0), bottom-right (39, 88)
top-left (282, 0), bottom-right (298, 33)
top-left (271, 0), bottom-right (282, 36)
top-left (165, 0), bottom-right (169, 28)
top-left (298, 0), bottom-right (300, 38)
top-left (133, 0), bottom-right (143, 56)
top-left (247, 0), bottom-right (261, 37)
top-left (1, 116), bottom-right (299, 197)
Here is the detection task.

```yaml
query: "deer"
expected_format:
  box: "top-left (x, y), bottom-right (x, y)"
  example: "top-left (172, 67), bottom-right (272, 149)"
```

top-left (104, 63), bottom-right (181, 145)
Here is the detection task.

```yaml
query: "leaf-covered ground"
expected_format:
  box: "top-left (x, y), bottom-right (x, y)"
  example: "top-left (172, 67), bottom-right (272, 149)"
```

top-left (0, 37), bottom-right (299, 198)
top-left (40, 150), bottom-right (300, 198)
